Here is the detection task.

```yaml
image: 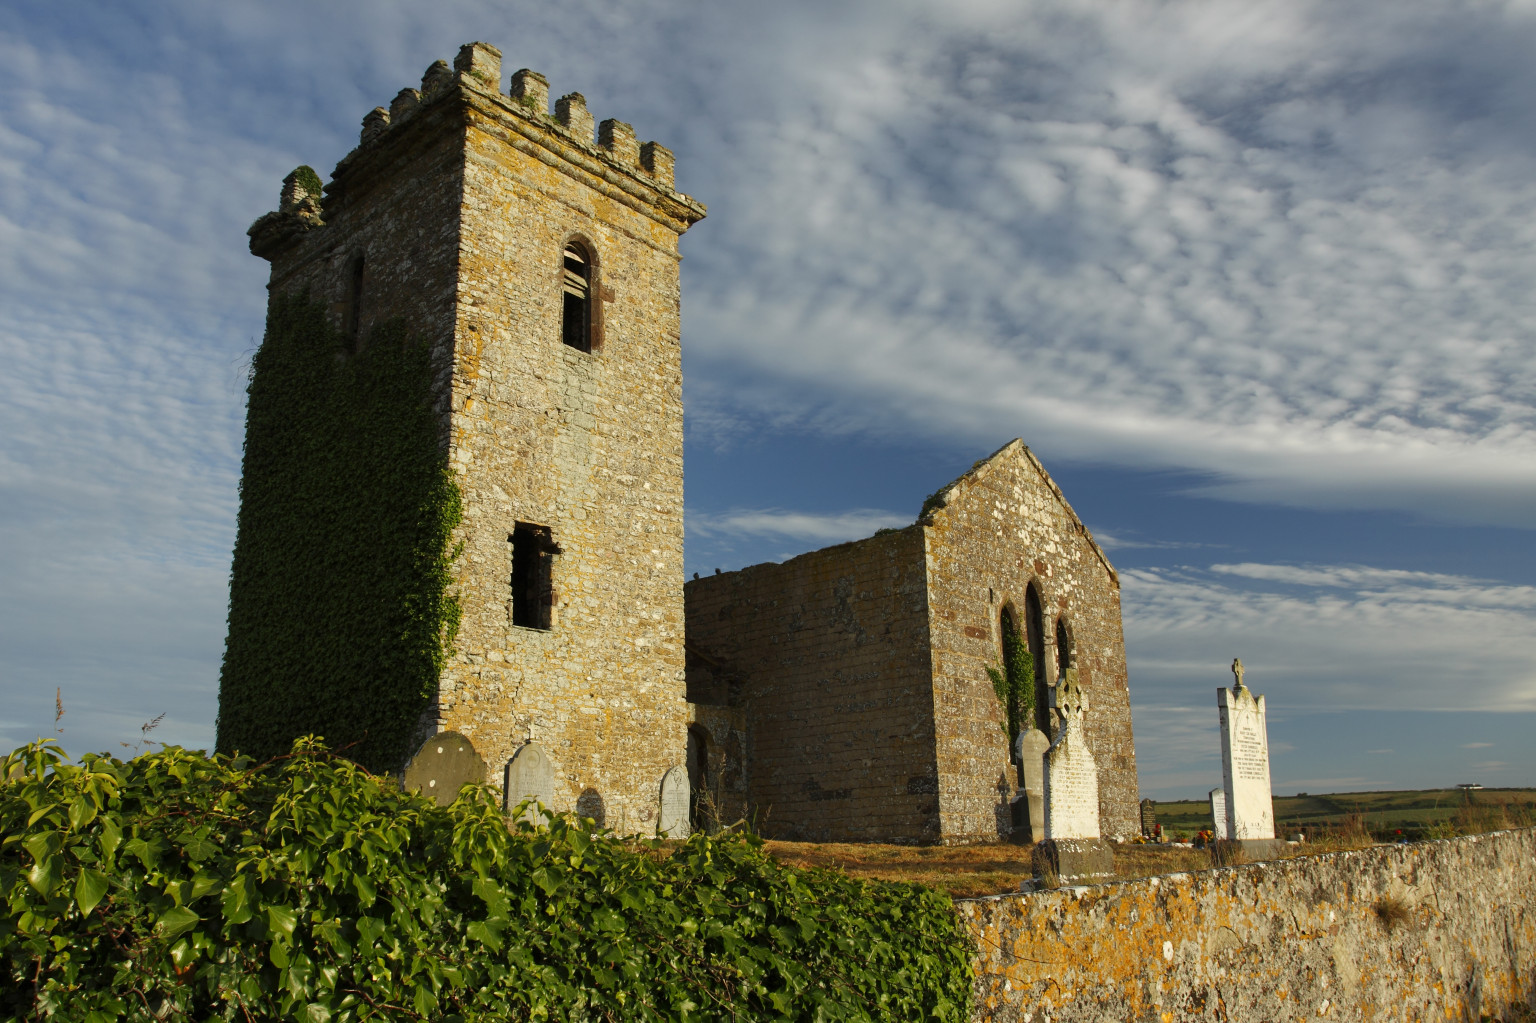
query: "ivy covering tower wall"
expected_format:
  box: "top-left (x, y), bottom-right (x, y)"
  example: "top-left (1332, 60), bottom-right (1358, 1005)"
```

top-left (216, 294), bottom-right (461, 772)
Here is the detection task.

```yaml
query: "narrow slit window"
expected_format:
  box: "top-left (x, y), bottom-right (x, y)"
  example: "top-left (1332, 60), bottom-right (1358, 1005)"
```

top-left (1056, 618), bottom-right (1072, 681)
top-left (561, 244), bottom-right (591, 352)
top-left (343, 254), bottom-right (365, 346)
top-left (1025, 583), bottom-right (1048, 733)
top-left (510, 523), bottom-right (557, 630)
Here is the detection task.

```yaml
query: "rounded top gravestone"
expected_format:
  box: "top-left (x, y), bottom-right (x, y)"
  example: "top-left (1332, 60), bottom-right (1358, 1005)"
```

top-left (402, 732), bottom-right (487, 807)
top-left (505, 741), bottom-right (556, 821)
top-left (658, 765), bottom-right (691, 838)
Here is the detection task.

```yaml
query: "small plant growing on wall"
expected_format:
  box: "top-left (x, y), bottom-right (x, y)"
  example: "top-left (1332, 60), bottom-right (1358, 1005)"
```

top-left (987, 610), bottom-right (1035, 749)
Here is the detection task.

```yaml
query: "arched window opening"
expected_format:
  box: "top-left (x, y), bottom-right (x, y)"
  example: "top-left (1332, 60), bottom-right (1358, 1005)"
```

top-left (561, 243), bottom-right (591, 352)
top-left (343, 254), bottom-right (366, 347)
top-left (1024, 583), bottom-right (1048, 733)
top-left (1056, 617), bottom-right (1073, 682)
top-left (995, 605), bottom-right (1033, 750)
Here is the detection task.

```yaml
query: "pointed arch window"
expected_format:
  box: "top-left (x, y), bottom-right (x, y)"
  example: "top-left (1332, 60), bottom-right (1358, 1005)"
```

top-left (1056, 617), bottom-right (1073, 682)
top-left (561, 243), bottom-right (592, 352)
top-left (1024, 583), bottom-right (1048, 733)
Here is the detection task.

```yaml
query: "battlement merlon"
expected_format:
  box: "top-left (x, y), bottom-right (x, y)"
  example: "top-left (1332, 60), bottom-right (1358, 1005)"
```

top-left (248, 41), bottom-right (706, 261)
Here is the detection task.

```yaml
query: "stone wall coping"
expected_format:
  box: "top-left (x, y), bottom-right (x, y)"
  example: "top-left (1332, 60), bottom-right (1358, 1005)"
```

top-left (955, 828), bottom-right (1531, 905)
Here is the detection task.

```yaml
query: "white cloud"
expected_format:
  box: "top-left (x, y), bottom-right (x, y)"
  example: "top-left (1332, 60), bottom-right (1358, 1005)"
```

top-left (688, 508), bottom-right (909, 545)
top-left (1092, 531), bottom-right (1220, 552)
top-left (1463, 742), bottom-right (1494, 749)
top-left (5, 0), bottom-right (1536, 758)
top-left (680, 0), bottom-right (1536, 525)
top-left (1122, 562), bottom-right (1536, 713)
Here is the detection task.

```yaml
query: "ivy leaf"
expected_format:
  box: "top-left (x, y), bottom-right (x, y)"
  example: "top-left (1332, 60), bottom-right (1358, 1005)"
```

top-left (28, 857), bottom-right (59, 896)
top-left (74, 867), bottom-right (109, 916)
top-left (268, 904), bottom-right (298, 941)
top-left (189, 871), bottom-right (223, 901)
top-left (352, 872), bottom-right (376, 907)
top-left (155, 905), bottom-right (200, 940)
top-left (222, 875), bottom-right (253, 925)
top-left (23, 831), bottom-right (62, 866)
top-left (68, 796), bottom-right (99, 832)
top-left (97, 818), bottom-right (122, 862)
top-left (180, 831), bottom-right (219, 863)
top-left (303, 1004), bottom-right (332, 1023)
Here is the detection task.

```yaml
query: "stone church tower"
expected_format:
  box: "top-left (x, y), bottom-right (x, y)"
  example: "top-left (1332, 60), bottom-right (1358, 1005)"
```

top-left (228, 42), bottom-right (705, 831)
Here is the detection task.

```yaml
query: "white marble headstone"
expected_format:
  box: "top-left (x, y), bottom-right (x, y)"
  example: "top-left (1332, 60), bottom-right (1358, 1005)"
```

top-left (1209, 787), bottom-right (1229, 841)
top-left (658, 765), bottom-right (691, 839)
top-left (1218, 658), bottom-right (1275, 841)
top-left (504, 741), bottom-right (556, 822)
top-left (1043, 669), bottom-right (1100, 841)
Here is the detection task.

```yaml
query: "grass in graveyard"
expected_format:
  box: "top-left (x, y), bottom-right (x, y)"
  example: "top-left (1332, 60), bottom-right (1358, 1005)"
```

top-left (762, 840), bottom-right (1225, 898)
top-left (759, 787), bottom-right (1536, 899)
top-left (763, 840), bottom-right (1038, 899)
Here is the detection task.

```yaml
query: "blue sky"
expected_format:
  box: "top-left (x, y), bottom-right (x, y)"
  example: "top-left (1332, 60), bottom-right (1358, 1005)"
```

top-left (1, 0), bottom-right (1532, 799)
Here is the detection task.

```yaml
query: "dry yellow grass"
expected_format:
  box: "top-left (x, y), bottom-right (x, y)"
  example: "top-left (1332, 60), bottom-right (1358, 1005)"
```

top-left (762, 835), bottom-right (1382, 898)
top-left (764, 840), bottom-right (1038, 898)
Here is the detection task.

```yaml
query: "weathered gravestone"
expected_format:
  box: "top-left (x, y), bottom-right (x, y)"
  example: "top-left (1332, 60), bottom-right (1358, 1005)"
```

top-left (1139, 798), bottom-right (1158, 840)
top-left (504, 741), bottom-right (556, 822)
top-left (657, 765), bottom-right (691, 838)
top-left (1209, 787), bottom-right (1229, 840)
top-left (1033, 669), bottom-right (1114, 884)
top-left (402, 732), bottom-right (486, 807)
top-left (1010, 728), bottom-right (1050, 843)
top-left (1218, 658), bottom-right (1284, 857)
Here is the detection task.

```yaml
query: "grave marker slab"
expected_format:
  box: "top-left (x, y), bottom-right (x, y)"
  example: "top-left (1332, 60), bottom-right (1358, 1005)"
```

top-left (658, 765), bottom-right (691, 838)
top-left (1035, 669), bottom-right (1113, 883)
top-left (1218, 657), bottom-right (1275, 842)
top-left (1209, 787), bottom-right (1229, 840)
top-left (504, 741), bottom-right (556, 821)
top-left (402, 732), bottom-right (486, 808)
top-left (1011, 728), bottom-right (1050, 843)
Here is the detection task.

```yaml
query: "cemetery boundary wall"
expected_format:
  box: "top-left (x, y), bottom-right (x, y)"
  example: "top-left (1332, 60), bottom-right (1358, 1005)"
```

top-left (960, 827), bottom-right (1536, 1022)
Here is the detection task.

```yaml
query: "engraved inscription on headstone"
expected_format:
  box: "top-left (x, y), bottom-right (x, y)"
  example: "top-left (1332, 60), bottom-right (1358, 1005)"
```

top-left (1034, 670), bottom-right (1113, 884)
top-left (1043, 669), bottom-right (1099, 841)
top-left (1139, 798), bottom-right (1158, 839)
top-left (1012, 728), bottom-right (1050, 843)
top-left (402, 732), bottom-right (486, 808)
top-left (657, 765), bottom-right (691, 838)
top-left (1209, 787), bottom-right (1229, 841)
top-left (504, 741), bottom-right (556, 822)
top-left (1218, 658), bottom-right (1275, 841)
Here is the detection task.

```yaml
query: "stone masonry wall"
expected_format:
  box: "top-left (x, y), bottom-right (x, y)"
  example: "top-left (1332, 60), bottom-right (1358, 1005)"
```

top-left (961, 828), bottom-right (1536, 1022)
top-left (684, 528), bottom-right (940, 843)
top-left (923, 441), bottom-right (1139, 842)
top-left (259, 86), bottom-right (466, 406)
top-left (434, 49), bottom-right (704, 834)
top-left (252, 43), bottom-right (707, 833)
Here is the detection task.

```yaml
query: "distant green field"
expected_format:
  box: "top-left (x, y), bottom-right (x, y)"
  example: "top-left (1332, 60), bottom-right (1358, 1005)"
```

top-left (1148, 788), bottom-right (1536, 841)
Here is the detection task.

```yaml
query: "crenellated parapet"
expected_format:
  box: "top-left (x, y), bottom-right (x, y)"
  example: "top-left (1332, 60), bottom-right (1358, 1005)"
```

top-left (249, 41), bottom-right (704, 260)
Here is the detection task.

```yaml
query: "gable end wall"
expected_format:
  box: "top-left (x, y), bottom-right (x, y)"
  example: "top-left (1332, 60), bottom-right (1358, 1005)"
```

top-left (924, 443), bottom-right (1139, 841)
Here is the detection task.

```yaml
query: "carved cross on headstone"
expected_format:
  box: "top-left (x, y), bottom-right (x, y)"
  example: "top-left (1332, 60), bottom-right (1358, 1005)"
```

top-left (1231, 657), bottom-right (1245, 689)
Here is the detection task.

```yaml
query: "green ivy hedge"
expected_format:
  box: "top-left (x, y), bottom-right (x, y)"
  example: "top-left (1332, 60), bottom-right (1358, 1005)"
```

top-left (217, 294), bottom-right (461, 772)
top-left (1, 740), bottom-right (974, 1021)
